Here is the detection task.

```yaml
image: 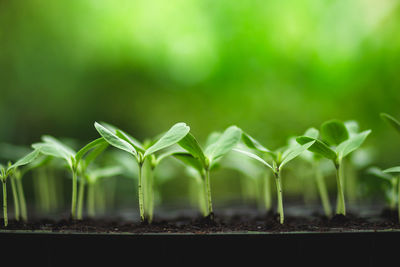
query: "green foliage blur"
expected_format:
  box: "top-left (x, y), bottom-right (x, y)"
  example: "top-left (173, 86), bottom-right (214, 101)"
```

top-left (1, 0), bottom-right (400, 212)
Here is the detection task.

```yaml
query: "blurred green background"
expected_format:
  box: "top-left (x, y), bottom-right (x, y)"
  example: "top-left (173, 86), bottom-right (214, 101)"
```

top-left (1, 0), bottom-right (400, 214)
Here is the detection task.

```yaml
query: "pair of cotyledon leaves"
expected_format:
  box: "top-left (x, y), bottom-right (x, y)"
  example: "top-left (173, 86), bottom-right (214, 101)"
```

top-left (368, 166), bottom-right (400, 183)
top-left (174, 126), bottom-right (243, 174)
top-left (32, 135), bottom-right (108, 172)
top-left (233, 134), bottom-right (315, 173)
top-left (296, 120), bottom-right (371, 164)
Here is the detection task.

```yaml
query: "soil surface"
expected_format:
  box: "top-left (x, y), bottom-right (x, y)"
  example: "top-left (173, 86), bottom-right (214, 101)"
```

top-left (1, 209), bottom-right (399, 233)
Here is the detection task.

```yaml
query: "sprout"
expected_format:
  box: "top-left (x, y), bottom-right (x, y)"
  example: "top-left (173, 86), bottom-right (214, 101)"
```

top-left (382, 167), bottom-right (400, 221)
top-left (94, 122), bottom-right (190, 223)
top-left (296, 128), bottom-right (332, 218)
top-left (84, 165), bottom-right (123, 217)
top-left (233, 131), bottom-right (315, 224)
top-left (32, 136), bottom-right (108, 220)
top-left (296, 119), bottom-right (371, 216)
top-left (172, 126), bottom-right (242, 220)
top-left (367, 167), bottom-right (398, 211)
top-left (0, 149), bottom-right (41, 226)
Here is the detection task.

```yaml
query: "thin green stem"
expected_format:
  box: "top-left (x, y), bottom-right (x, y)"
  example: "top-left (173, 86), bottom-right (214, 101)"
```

top-left (147, 169), bottom-right (154, 223)
top-left (397, 177), bottom-right (400, 223)
top-left (96, 183), bottom-right (106, 214)
top-left (71, 171), bottom-right (78, 220)
top-left (138, 163), bottom-right (145, 222)
top-left (77, 178), bottom-right (85, 220)
top-left (314, 164), bottom-right (332, 218)
top-left (16, 177), bottom-right (27, 222)
top-left (391, 179), bottom-right (397, 210)
top-left (2, 181), bottom-right (8, 227)
top-left (274, 171), bottom-right (284, 224)
top-left (10, 177), bottom-right (20, 221)
top-left (87, 183), bottom-right (95, 217)
top-left (335, 162), bottom-right (346, 215)
top-left (263, 173), bottom-right (271, 211)
top-left (205, 169), bottom-right (214, 219)
top-left (197, 177), bottom-right (207, 216)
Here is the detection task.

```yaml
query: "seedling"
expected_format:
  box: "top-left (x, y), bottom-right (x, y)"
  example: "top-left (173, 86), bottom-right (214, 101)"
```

top-left (296, 119), bottom-right (371, 216)
top-left (94, 122), bottom-right (190, 222)
top-left (172, 126), bottom-right (242, 219)
top-left (32, 136), bottom-right (108, 219)
top-left (233, 131), bottom-right (315, 224)
top-left (367, 167), bottom-right (398, 210)
top-left (0, 149), bottom-right (41, 226)
top-left (295, 128), bottom-right (332, 217)
top-left (84, 165), bottom-right (123, 217)
top-left (382, 167), bottom-right (400, 221)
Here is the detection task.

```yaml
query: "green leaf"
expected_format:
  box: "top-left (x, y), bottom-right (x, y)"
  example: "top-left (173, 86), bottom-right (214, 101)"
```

top-left (205, 132), bottom-right (221, 148)
top-left (320, 120), bottom-right (349, 146)
top-left (94, 122), bottom-right (138, 159)
top-left (173, 152), bottom-right (204, 174)
top-left (115, 130), bottom-right (145, 152)
top-left (32, 142), bottom-right (74, 167)
top-left (381, 113), bottom-right (400, 135)
top-left (144, 122), bottom-right (190, 158)
top-left (20, 156), bottom-right (52, 176)
top-left (367, 167), bottom-right (394, 182)
top-left (232, 148), bottom-right (274, 171)
top-left (7, 149), bottom-right (41, 174)
top-left (336, 130), bottom-right (371, 160)
top-left (241, 132), bottom-right (271, 153)
top-left (296, 136), bottom-right (337, 161)
top-left (42, 135), bottom-right (76, 157)
top-left (88, 166), bottom-right (123, 180)
top-left (75, 138), bottom-right (107, 164)
top-left (383, 166), bottom-right (400, 174)
top-left (345, 120), bottom-right (359, 136)
top-left (80, 142), bottom-right (109, 171)
top-left (304, 128), bottom-right (319, 139)
top-left (99, 121), bottom-right (145, 152)
top-left (155, 149), bottom-right (184, 165)
top-left (280, 141), bottom-right (315, 168)
top-left (177, 132), bottom-right (207, 167)
top-left (205, 126), bottom-right (242, 163)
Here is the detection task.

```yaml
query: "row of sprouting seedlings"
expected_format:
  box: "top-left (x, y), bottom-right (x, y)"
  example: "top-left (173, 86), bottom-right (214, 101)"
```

top-left (0, 114), bottom-right (400, 227)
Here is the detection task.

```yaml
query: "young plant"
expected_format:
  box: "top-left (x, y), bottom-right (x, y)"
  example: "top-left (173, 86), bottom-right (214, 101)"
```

top-left (383, 166), bottom-right (400, 222)
top-left (382, 167), bottom-right (400, 221)
top-left (84, 165), bottom-right (123, 217)
top-left (295, 128), bottom-right (332, 217)
top-left (233, 132), bottom-right (315, 224)
top-left (296, 119), bottom-right (371, 216)
top-left (367, 167), bottom-right (398, 210)
top-left (94, 122), bottom-right (190, 222)
top-left (0, 149), bottom-right (41, 226)
top-left (32, 136), bottom-right (107, 220)
top-left (172, 126), bottom-right (242, 219)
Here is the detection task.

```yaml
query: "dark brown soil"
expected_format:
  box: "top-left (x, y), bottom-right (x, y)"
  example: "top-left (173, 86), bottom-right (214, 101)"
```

top-left (2, 210), bottom-right (399, 233)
